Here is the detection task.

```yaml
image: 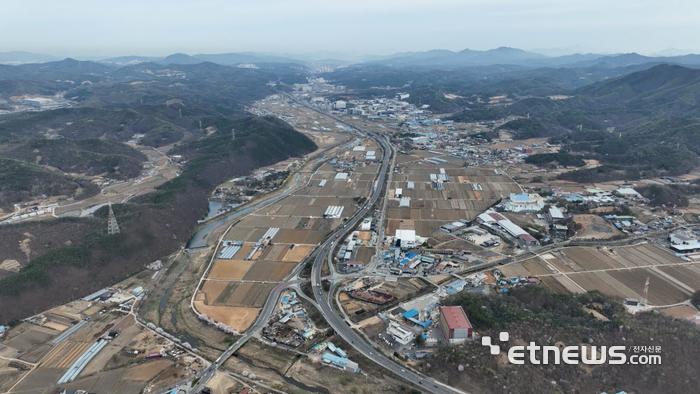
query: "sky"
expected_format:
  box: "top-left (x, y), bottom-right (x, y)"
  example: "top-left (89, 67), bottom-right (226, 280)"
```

top-left (1, 0), bottom-right (699, 58)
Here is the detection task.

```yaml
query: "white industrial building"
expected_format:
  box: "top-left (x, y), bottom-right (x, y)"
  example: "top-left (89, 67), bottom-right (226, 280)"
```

top-left (386, 322), bottom-right (415, 345)
top-left (334, 172), bottom-right (349, 181)
top-left (394, 229), bottom-right (417, 248)
top-left (501, 193), bottom-right (545, 213)
top-left (399, 197), bottom-right (411, 208)
top-left (669, 232), bottom-right (700, 252)
top-left (334, 100), bottom-right (347, 110)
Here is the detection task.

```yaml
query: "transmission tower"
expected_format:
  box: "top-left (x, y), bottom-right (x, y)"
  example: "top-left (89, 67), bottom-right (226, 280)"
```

top-left (641, 276), bottom-right (650, 306)
top-left (107, 203), bottom-right (120, 235)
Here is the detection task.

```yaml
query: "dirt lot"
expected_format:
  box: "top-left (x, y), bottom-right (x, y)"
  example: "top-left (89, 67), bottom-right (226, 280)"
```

top-left (282, 244), bottom-right (314, 262)
top-left (657, 304), bottom-right (700, 320)
top-left (573, 214), bottom-right (621, 239)
top-left (193, 301), bottom-right (260, 332)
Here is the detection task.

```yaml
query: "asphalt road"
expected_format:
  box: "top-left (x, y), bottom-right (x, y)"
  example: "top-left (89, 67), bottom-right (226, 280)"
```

top-left (188, 278), bottom-right (302, 393)
top-left (182, 96), bottom-right (461, 394)
top-left (307, 131), bottom-right (461, 394)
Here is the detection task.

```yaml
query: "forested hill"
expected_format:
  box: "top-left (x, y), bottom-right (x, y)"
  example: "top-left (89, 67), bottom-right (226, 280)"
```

top-left (0, 115), bottom-right (317, 321)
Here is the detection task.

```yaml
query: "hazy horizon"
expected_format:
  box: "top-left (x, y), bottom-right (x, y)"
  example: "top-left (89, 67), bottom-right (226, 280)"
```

top-left (1, 0), bottom-right (699, 59)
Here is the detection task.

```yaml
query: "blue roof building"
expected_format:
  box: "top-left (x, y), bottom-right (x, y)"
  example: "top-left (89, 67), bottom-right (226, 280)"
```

top-left (402, 309), bottom-right (419, 319)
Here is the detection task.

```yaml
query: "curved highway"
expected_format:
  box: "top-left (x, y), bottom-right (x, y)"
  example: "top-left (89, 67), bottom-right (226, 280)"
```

top-left (309, 133), bottom-right (461, 394)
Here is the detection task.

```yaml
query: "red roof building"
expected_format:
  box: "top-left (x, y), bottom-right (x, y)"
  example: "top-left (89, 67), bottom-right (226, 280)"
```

top-left (439, 306), bottom-right (473, 343)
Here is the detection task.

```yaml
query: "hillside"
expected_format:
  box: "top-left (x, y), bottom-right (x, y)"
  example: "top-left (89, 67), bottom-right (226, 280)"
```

top-left (578, 64), bottom-right (700, 115)
top-left (3, 138), bottom-right (146, 179)
top-left (425, 287), bottom-right (700, 394)
top-left (0, 157), bottom-right (98, 209)
top-left (0, 107), bottom-right (185, 146)
top-left (0, 115), bottom-right (317, 321)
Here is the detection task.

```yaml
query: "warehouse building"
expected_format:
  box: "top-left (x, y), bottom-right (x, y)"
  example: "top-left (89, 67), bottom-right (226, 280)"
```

top-left (322, 353), bottom-right (359, 373)
top-left (501, 193), bottom-right (545, 213)
top-left (439, 306), bottom-right (473, 344)
top-left (669, 232), bottom-right (700, 252)
top-left (394, 229), bottom-right (417, 248)
top-left (477, 209), bottom-right (540, 249)
top-left (547, 206), bottom-right (565, 223)
top-left (386, 322), bottom-right (416, 345)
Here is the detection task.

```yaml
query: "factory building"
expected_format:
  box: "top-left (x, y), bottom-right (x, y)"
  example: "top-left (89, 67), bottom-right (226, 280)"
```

top-left (477, 209), bottom-right (539, 249)
top-left (386, 322), bottom-right (416, 345)
top-left (439, 221), bottom-right (467, 233)
top-left (669, 232), bottom-right (700, 252)
top-left (439, 306), bottom-right (473, 344)
top-left (394, 229), bottom-right (417, 248)
top-left (547, 206), bottom-right (566, 223)
top-left (501, 193), bottom-right (545, 213)
top-left (322, 353), bottom-right (359, 373)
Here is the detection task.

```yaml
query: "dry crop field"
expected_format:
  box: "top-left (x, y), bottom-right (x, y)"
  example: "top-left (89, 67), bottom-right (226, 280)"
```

top-left (198, 141), bottom-right (379, 331)
top-left (502, 244), bottom-right (699, 306)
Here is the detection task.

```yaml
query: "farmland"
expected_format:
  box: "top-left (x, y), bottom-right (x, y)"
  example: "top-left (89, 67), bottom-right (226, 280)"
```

top-left (387, 155), bottom-right (521, 237)
top-left (196, 138), bottom-right (380, 332)
top-left (501, 243), bottom-right (700, 306)
top-left (1, 300), bottom-right (191, 394)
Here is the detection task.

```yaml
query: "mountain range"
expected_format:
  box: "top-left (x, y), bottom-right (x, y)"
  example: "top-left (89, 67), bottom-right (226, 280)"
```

top-left (4, 48), bottom-right (700, 70)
